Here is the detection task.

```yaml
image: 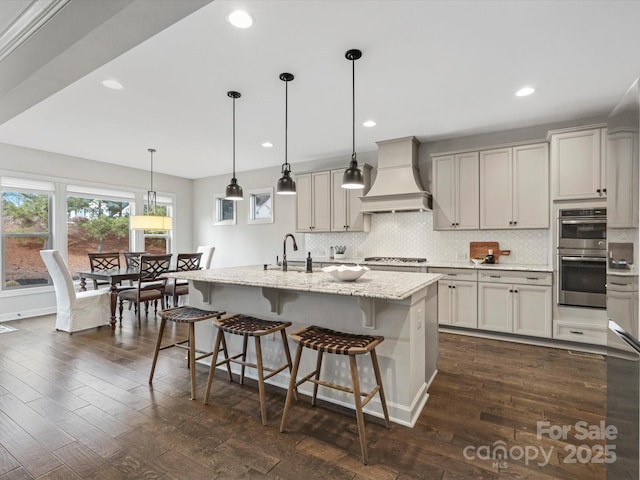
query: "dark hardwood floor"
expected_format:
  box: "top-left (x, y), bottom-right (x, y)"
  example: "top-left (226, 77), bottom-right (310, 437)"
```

top-left (0, 312), bottom-right (605, 479)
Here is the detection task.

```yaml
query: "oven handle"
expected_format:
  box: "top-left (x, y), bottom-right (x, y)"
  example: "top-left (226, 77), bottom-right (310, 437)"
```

top-left (560, 219), bottom-right (607, 224)
top-left (560, 256), bottom-right (607, 262)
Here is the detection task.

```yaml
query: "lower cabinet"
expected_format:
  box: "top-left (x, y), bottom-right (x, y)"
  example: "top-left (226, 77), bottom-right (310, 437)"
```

top-left (438, 279), bottom-right (477, 328)
top-left (478, 282), bottom-right (552, 337)
top-left (431, 268), bottom-right (553, 339)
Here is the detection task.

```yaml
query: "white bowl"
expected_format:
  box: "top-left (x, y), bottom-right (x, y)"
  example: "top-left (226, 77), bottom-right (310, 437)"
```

top-left (471, 258), bottom-right (484, 266)
top-left (322, 265), bottom-right (369, 282)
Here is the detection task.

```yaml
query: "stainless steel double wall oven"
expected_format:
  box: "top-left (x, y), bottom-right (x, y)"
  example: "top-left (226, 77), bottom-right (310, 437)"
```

top-left (557, 207), bottom-right (607, 308)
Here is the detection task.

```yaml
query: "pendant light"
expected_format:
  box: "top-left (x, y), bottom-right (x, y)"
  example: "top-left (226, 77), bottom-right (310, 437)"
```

top-left (276, 73), bottom-right (296, 195)
top-left (130, 148), bottom-right (173, 230)
top-left (225, 90), bottom-right (244, 200)
top-left (342, 48), bottom-right (365, 189)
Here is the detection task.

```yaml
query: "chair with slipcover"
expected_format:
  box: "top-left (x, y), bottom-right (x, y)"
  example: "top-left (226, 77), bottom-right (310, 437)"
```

top-left (40, 249), bottom-right (110, 333)
top-left (165, 252), bottom-right (202, 307)
top-left (196, 245), bottom-right (215, 269)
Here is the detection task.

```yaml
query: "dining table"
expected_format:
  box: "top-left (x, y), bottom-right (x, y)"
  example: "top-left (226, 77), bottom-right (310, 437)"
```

top-left (77, 267), bottom-right (140, 329)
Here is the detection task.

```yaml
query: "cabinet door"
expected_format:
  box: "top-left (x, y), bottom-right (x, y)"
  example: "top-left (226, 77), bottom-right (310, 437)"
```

top-left (513, 285), bottom-right (552, 337)
top-left (607, 131), bottom-right (638, 228)
top-left (607, 289), bottom-right (637, 337)
top-left (480, 148), bottom-right (512, 229)
top-left (512, 143), bottom-right (549, 228)
top-left (330, 169), bottom-right (348, 231)
top-left (437, 280), bottom-right (452, 325)
top-left (451, 281), bottom-right (478, 328)
top-left (295, 173), bottom-right (313, 232)
top-left (478, 282), bottom-right (512, 332)
top-left (311, 171), bottom-right (331, 232)
top-left (456, 152), bottom-right (480, 229)
top-left (551, 128), bottom-right (602, 200)
top-left (346, 187), bottom-right (365, 231)
top-left (433, 155), bottom-right (456, 230)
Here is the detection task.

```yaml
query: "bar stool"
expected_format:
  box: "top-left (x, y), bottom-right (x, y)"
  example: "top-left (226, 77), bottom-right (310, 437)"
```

top-left (149, 306), bottom-right (231, 400)
top-left (279, 325), bottom-right (391, 465)
top-left (204, 315), bottom-right (296, 426)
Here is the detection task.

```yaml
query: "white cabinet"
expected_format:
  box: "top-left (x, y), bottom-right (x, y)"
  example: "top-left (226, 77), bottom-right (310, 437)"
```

top-left (478, 271), bottom-right (552, 338)
top-left (550, 127), bottom-right (607, 200)
top-left (330, 165), bottom-right (371, 232)
top-left (432, 152), bottom-right (479, 230)
top-left (432, 268), bottom-right (478, 328)
top-left (295, 171), bottom-right (331, 232)
top-left (607, 131), bottom-right (639, 228)
top-left (479, 143), bottom-right (549, 229)
top-left (607, 274), bottom-right (638, 338)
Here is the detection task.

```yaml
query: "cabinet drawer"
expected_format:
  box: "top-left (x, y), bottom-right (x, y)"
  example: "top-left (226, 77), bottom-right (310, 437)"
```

top-left (478, 270), bottom-right (552, 286)
top-left (554, 321), bottom-right (606, 345)
top-left (428, 267), bottom-right (477, 281)
top-left (607, 275), bottom-right (636, 292)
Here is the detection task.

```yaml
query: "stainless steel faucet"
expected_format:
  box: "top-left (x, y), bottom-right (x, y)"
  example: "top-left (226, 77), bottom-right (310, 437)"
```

top-left (282, 233), bottom-right (298, 271)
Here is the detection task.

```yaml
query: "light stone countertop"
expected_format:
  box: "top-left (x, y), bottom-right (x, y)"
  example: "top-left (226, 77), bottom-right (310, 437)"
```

top-left (166, 266), bottom-right (442, 301)
top-left (286, 257), bottom-right (553, 272)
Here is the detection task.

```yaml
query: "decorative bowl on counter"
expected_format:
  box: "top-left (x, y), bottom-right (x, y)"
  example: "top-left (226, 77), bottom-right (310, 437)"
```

top-left (322, 265), bottom-right (369, 282)
top-left (471, 258), bottom-right (484, 266)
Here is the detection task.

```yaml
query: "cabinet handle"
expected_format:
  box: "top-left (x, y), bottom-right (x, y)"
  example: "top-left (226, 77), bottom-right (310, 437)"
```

top-left (514, 289), bottom-right (518, 293)
top-left (569, 330), bottom-right (584, 335)
top-left (455, 222), bottom-right (459, 226)
top-left (448, 273), bottom-right (457, 276)
top-left (490, 275), bottom-right (501, 278)
top-left (452, 285), bottom-right (456, 289)
top-left (526, 277), bottom-right (539, 280)
top-left (509, 289), bottom-right (513, 293)
top-left (448, 285), bottom-right (452, 289)
top-left (596, 189), bottom-right (601, 194)
top-left (509, 221), bottom-right (513, 225)
top-left (603, 188), bottom-right (607, 194)
top-left (610, 282), bottom-right (627, 286)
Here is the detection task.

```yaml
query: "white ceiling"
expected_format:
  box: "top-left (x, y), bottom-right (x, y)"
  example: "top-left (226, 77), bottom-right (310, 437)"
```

top-left (1, 0), bottom-right (640, 180)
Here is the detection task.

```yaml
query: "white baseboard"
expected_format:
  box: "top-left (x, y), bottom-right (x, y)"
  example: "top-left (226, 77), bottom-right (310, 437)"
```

top-left (0, 307), bottom-right (56, 322)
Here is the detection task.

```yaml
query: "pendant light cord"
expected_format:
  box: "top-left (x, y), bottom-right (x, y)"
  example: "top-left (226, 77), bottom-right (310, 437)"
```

top-left (351, 55), bottom-right (356, 162)
top-left (232, 95), bottom-right (236, 179)
top-left (285, 78), bottom-right (288, 171)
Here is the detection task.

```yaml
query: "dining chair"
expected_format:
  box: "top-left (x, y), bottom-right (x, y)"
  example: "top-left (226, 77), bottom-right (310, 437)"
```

top-left (165, 252), bottom-right (203, 307)
top-left (87, 252), bottom-right (121, 290)
top-left (196, 245), bottom-right (215, 269)
top-left (123, 251), bottom-right (148, 270)
top-left (40, 250), bottom-right (110, 333)
top-left (118, 254), bottom-right (172, 324)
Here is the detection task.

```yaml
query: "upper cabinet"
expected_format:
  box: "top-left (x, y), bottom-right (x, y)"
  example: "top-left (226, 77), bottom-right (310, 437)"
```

top-left (330, 165), bottom-right (372, 232)
top-left (296, 165), bottom-right (371, 233)
top-left (607, 130), bottom-right (639, 228)
top-left (479, 143), bottom-right (549, 229)
top-left (432, 152), bottom-right (479, 230)
top-left (295, 171), bottom-right (331, 232)
top-left (549, 126), bottom-right (607, 200)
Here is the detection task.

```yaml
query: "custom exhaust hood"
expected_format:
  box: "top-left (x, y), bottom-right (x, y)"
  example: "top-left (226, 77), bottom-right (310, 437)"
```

top-left (360, 136), bottom-right (432, 213)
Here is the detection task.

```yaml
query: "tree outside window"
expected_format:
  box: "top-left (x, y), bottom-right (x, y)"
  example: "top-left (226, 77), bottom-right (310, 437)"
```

top-left (2, 190), bottom-right (52, 289)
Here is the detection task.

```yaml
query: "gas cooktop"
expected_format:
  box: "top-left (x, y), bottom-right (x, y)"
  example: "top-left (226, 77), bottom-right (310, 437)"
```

top-left (364, 257), bottom-right (428, 263)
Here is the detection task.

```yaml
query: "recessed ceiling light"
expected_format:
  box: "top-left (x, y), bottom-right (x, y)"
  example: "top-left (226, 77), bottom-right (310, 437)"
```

top-left (363, 120), bottom-right (376, 127)
top-left (515, 86), bottom-right (535, 97)
top-left (102, 79), bottom-right (123, 90)
top-left (262, 142), bottom-right (273, 148)
top-left (227, 10), bottom-right (253, 29)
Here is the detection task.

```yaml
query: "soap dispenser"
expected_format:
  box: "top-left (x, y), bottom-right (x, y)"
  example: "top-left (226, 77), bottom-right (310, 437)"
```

top-left (306, 252), bottom-right (313, 273)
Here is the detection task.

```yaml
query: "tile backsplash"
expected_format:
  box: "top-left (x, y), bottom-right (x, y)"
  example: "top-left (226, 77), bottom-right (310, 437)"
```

top-left (305, 211), bottom-right (550, 265)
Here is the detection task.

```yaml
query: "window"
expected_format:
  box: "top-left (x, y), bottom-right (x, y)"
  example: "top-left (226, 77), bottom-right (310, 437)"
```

top-left (67, 185), bottom-right (134, 278)
top-left (1, 177), bottom-right (54, 290)
top-left (248, 188), bottom-right (274, 224)
top-left (142, 196), bottom-right (173, 253)
top-left (214, 194), bottom-right (236, 225)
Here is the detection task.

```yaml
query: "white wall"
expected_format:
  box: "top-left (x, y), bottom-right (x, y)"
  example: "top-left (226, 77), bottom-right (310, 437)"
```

top-left (0, 142), bottom-right (194, 320)
top-left (192, 151), bottom-right (377, 267)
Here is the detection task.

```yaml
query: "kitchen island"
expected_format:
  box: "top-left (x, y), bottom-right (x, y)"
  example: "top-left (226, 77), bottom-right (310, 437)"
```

top-left (166, 266), bottom-right (442, 426)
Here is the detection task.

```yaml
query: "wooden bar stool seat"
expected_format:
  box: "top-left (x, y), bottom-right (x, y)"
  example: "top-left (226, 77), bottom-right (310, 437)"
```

top-left (204, 315), bottom-right (296, 426)
top-left (149, 306), bottom-right (232, 400)
top-left (279, 325), bottom-right (391, 465)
